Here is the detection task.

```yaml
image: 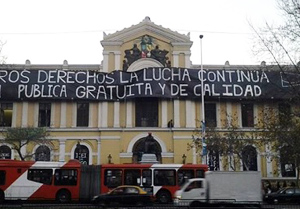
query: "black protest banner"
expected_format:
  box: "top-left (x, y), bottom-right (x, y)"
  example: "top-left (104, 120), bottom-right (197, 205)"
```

top-left (0, 67), bottom-right (295, 101)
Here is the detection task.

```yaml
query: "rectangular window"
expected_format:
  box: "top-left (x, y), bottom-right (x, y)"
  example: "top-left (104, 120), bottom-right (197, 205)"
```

top-left (0, 103), bottom-right (12, 127)
top-left (154, 169), bottom-right (176, 186)
top-left (135, 98), bottom-right (158, 127)
top-left (278, 103), bottom-right (291, 124)
top-left (196, 169), bottom-right (205, 178)
top-left (205, 103), bottom-right (217, 127)
top-left (104, 169), bottom-right (122, 188)
top-left (124, 169), bottom-right (140, 186)
top-left (0, 170), bottom-right (5, 185)
top-left (38, 103), bottom-right (51, 127)
top-left (241, 103), bottom-right (254, 127)
top-left (54, 169), bottom-right (77, 186)
top-left (77, 102), bottom-right (89, 127)
top-left (27, 169), bottom-right (53, 185)
top-left (177, 169), bottom-right (194, 186)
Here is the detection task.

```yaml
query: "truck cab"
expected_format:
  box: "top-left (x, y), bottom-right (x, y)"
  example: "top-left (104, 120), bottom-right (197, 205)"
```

top-left (174, 178), bottom-right (207, 206)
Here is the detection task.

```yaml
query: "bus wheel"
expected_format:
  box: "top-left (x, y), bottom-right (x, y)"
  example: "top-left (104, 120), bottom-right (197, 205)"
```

top-left (0, 190), bottom-right (4, 202)
top-left (156, 190), bottom-right (171, 204)
top-left (56, 189), bottom-right (71, 203)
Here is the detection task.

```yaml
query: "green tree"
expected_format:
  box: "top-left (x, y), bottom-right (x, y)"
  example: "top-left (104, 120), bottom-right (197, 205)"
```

top-left (3, 127), bottom-right (49, 161)
top-left (258, 103), bottom-right (300, 187)
top-left (190, 114), bottom-right (259, 171)
top-left (251, 0), bottom-right (300, 186)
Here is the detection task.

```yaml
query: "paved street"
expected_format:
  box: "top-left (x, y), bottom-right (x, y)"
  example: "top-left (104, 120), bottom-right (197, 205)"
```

top-left (0, 203), bottom-right (300, 209)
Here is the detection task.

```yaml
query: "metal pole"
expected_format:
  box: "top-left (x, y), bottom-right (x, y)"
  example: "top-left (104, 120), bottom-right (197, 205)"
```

top-left (200, 35), bottom-right (207, 164)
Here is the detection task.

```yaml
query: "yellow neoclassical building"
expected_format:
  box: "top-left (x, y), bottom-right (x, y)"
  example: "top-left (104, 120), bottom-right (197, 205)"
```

top-left (0, 17), bottom-right (297, 189)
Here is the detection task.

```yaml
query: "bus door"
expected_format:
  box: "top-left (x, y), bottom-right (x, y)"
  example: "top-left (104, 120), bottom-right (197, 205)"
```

top-left (141, 169), bottom-right (152, 194)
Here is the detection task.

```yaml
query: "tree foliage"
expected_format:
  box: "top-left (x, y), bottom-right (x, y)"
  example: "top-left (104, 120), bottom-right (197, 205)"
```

top-left (251, 0), bottom-right (300, 66)
top-left (258, 103), bottom-right (300, 187)
top-left (190, 114), bottom-right (259, 171)
top-left (251, 0), bottom-right (300, 186)
top-left (3, 127), bottom-right (49, 161)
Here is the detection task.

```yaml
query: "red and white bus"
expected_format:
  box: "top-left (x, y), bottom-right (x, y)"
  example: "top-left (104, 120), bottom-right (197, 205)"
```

top-left (0, 159), bottom-right (100, 203)
top-left (0, 159), bottom-right (207, 204)
top-left (101, 163), bottom-right (208, 203)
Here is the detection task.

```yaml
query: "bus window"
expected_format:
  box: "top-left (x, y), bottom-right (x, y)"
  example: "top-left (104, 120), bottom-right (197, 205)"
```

top-left (142, 169), bottom-right (152, 186)
top-left (0, 170), bottom-right (5, 185)
top-left (54, 169), bottom-right (77, 186)
top-left (27, 169), bottom-right (53, 185)
top-left (104, 169), bottom-right (122, 188)
top-left (154, 169), bottom-right (176, 186)
top-left (124, 169), bottom-right (140, 186)
top-left (177, 169), bottom-right (194, 186)
top-left (196, 170), bottom-right (205, 178)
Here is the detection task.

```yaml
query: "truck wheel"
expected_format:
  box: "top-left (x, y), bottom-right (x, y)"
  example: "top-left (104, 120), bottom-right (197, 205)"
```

top-left (156, 190), bottom-right (171, 204)
top-left (56, 190), bottom-right (71, 203)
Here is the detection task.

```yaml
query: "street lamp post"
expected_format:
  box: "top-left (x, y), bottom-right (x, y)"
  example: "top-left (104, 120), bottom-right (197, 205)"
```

top-left (200, 35), bottom-right (207, 164)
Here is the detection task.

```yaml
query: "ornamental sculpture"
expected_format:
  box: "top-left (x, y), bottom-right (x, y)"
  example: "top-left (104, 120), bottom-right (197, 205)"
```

top-left (123, 35), bottom-right (171, 71)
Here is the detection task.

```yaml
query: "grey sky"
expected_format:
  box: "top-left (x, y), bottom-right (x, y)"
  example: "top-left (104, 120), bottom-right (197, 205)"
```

top-left (0, 0), bottom-right (281, 65)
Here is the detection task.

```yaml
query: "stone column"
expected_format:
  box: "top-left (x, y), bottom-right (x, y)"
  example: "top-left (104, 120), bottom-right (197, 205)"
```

top-left (126, 102), bottom-right (133, 128)
top-left (59, 139), bottom-right (66, 162)
top-left (60, 102), bottom-right (67, 128)
top-left (21, 102), bottom-right (28, 127)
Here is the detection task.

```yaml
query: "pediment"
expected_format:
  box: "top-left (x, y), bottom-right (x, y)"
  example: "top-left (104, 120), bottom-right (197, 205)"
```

top-left (101, 17), bottom-right (192, 46)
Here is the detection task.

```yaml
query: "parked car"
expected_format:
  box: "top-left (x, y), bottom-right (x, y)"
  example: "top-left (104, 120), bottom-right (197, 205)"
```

top-left (264, 187), bottom-right (300, 204)
top-left (92, 185), bottom-right (154, 207)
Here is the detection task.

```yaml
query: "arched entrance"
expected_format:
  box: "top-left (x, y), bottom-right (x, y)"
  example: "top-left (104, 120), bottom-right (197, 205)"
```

top-left (35, 145), bottom-right (51, 161)
top-left (74, 142), bottom-right (89, 165)
top-left (132, 133), bottom-right (162, 163)
top-left (242, 145), bottom-right (257, 171)
top-left (0, 145), bottom-right (11, 159)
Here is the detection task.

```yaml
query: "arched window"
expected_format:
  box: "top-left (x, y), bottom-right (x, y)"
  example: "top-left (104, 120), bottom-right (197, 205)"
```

top-left (0, 145), bottom-right (11, 159)
top-left (242, 145), bottom-right (257, 171)
top-left (74, 143), bottom-right (89, 165)
top-left (280, 146), bottom-right (296, 177)
top-left (35, 145), bottom-right (50, 161)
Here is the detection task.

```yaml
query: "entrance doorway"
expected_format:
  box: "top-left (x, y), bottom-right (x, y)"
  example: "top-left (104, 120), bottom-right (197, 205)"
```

top-left (132, 133), bottom-right (162, 163)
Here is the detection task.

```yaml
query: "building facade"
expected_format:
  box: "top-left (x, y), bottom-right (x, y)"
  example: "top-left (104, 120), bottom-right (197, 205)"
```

top-left (0, 17), bottom-right (297, 189)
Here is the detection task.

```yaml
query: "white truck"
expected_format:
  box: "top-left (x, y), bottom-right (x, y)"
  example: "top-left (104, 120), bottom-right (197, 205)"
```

top-left (174, 171), bottom-right (262, 207)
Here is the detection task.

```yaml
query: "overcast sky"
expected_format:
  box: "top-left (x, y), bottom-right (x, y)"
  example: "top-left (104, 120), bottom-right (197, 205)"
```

top-left (0, 0), bottom-right (281, 66)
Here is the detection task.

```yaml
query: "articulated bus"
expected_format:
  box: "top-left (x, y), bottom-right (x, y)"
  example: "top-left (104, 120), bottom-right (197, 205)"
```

top-left (0, 159), bottom-right (208, 203)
